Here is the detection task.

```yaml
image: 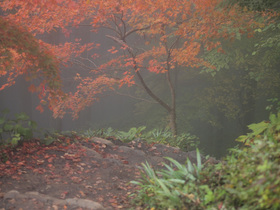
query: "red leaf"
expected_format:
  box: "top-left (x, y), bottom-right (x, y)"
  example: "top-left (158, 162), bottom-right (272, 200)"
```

top-left (36, 105), bottom-right (44, 113)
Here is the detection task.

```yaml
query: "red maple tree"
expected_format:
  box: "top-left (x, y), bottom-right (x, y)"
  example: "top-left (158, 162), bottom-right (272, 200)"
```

top-left (0, 0), bottom-right (270, 135)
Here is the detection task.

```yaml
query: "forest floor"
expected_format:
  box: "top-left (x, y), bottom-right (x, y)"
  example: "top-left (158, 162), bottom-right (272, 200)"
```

top-left (0, 135), bottom-right (209, 210)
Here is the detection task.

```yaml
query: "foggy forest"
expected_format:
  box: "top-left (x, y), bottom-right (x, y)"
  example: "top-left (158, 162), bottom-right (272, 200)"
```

top-left (0, 0), bottom-right (280, 209)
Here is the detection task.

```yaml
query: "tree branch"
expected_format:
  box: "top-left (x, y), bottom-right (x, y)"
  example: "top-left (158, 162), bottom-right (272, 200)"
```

top-left (105, 35), bottom-right (133, 51)
top-left (114, 90), bottom-right (157, 103)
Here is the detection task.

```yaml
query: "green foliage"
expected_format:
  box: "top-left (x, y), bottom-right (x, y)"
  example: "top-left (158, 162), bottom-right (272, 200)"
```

top-left (131, 149), bottom-right (205, 209)
top-left (215, 113), bottom-right (280, 209)
top-left (41, 130), bottom-right (80, 145)
top-left (0, 109), bottom-right (37, 146)
top-left (82, 127), bottom-right (118, 139)
top-left (81, 126), bottom-right (146, 142)
top-left (266, 98), bottom-right (280, 113)
top-left (142, 128), bottom-right (199, 151)
top-left (224, 0), bottom-right (280, 12)
top-left (131, 112), bottom-right (280, 209)
top-left (81, 126), bottom-right (199, 150)
top-left (202, 47), bottom-right (230, 75)
top-left (236, 112), bottom-right (280, 145)
top-left (116, 126), bottom-right (147, 142)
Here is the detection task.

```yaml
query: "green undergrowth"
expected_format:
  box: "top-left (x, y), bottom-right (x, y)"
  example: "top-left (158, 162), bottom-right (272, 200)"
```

top-left (1, 109), bottom-right (279, 209)
top-left (0, 109), bottom-right (37, 146)
top-left (81, 126), bottom-right (199, 151)
top-left (130, 112), bottom-right (280, 209)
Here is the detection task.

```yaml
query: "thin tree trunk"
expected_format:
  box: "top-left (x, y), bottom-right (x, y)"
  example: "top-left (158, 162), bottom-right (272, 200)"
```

top-left (165, 43), bottom-right (177, 136)
top-left (121, 35), bottom-right (178, 136)
top-left (166, 66), bottom-right (177, 136)
top-left (169, 108), bottom-right (177, 136)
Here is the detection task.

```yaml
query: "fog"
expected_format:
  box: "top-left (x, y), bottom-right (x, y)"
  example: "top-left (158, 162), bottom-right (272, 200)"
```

top-left (1, 23), bottom-right (278, 159)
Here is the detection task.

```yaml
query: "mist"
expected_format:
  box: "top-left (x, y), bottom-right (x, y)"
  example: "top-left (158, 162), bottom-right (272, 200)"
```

top-left (1, 15), bottom-right (279, 159)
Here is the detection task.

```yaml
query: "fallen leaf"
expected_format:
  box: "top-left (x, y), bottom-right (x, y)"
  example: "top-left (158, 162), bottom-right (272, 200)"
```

top-left (79, 191), bottom-right (86, 196)
top-left (17, 161), bottom-right (25, 166)
top-left (148, 146), bottom-right (157, 151)
top-left (52, 205), bottom-right (59, 210)
top-left (37, 159), bottom-right (45, 165)
top-left (60, 191), bottom-right (69, 199)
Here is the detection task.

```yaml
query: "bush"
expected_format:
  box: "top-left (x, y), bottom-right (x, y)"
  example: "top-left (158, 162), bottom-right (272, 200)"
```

top-left (214, 112), bottom-right (280, 209)
top-left (143, 128), bottom-right (199, 151)
top-left (0, 109), bottom-right (37, 146)
top-left (131, 149), bottom-right (206, 210)
top-left (131, 112), bottom-right (280, 209)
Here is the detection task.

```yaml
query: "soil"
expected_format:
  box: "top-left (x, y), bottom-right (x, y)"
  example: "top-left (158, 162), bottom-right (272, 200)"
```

top-left (0, 135), bottom-right (214, 210)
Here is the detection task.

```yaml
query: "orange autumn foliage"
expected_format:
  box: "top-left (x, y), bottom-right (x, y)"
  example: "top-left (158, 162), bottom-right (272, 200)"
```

top-left (0, 0), bottom-right (271, 122)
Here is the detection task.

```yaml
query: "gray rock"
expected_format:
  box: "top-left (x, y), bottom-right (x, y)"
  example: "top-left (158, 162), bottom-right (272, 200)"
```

top-left (90, 137), bottom-right (114, 146)
top-left (3, 190), bottom-right (20, 199)
top-left (66, 198), bottom-right (105, 209)
top-left (3, 190), bottom-right (105, 210)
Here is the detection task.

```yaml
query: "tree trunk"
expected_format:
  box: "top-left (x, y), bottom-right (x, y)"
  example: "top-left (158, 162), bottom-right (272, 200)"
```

top-left (169, 108), bottom-right (177, 136)
top-left (126, 38), bottom-right (178, 136)
top-left (166, 69), bottom-right (177, 136)
top-left (165, 46), bottom-right (177, 136)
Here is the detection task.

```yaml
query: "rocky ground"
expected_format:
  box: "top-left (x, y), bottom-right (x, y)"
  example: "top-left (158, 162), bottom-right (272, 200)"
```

top-left (0, 135), bottom-right (214, 209)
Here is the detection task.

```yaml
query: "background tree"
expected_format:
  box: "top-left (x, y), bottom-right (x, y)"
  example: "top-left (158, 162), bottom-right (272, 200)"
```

top-left (200, 0), bottom-right (280, 129)
top-left (126, 0), bottom-right (280, 155)
top-left (0, 0), bottom-right (272, 137)
top-left (0, 16), bottom-right (63, 112)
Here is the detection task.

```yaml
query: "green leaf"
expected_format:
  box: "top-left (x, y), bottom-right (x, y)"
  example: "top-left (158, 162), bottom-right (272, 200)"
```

top-left (235, 135), bottom-right (248, 143)
top-left (155, 179), bottom-right (171, 194)
top-left (186, 158), bottom-right (194, 173)
top-left (15, 112), bottom-right (29, 121)
top-left (248, 121), bottom-right (269, 136)
top-left (167, 179), bottom-right (185, 184)
top-left (196, 148), bottom-right (202, 171)
top-left (11, 133), bottom-right (21, 145)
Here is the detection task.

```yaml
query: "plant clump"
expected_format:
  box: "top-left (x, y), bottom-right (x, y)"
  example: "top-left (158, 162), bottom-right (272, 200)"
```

top-left (131, 112), bottom-right (280, 209)
top-left (0, 109), bottom-right (37, 146)
top-left (81, 126), bottom-right (199, 151)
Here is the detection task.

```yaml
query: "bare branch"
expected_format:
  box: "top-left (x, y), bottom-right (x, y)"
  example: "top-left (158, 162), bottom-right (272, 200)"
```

top-left (124, 25), bottom-right (151, 38)
top-left (114, 90), bottom-right (157, 103)
top-left (105, 35), bottom-right (133, 51)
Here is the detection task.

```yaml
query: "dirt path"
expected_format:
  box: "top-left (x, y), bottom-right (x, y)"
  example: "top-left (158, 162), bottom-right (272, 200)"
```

top-left (0, 136), bottom-right (207, 209)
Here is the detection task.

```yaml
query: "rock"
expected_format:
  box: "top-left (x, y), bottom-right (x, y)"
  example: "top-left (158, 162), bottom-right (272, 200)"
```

top-left (3, 190), bottom-right (20, 199)
top-left (82, 145), bottom-right (103, 158)
top-left (3, 190), bottom-right (105, 210)
top-left (66, 198), bottom-right (105, 210)
top-left (90, 137), bottom-right (114, 146)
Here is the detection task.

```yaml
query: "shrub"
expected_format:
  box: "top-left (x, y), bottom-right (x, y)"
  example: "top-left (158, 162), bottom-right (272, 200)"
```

top-left (0, 109), bottom-right (37, 146)
top-left (130, 149), bottom-right (208, 209)
top-left (143, 128), bottom-right (199, 151)
top-left (214, 112), bottom-right (280, 209)
top-left (131, 112), bottom-right (280, 209)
